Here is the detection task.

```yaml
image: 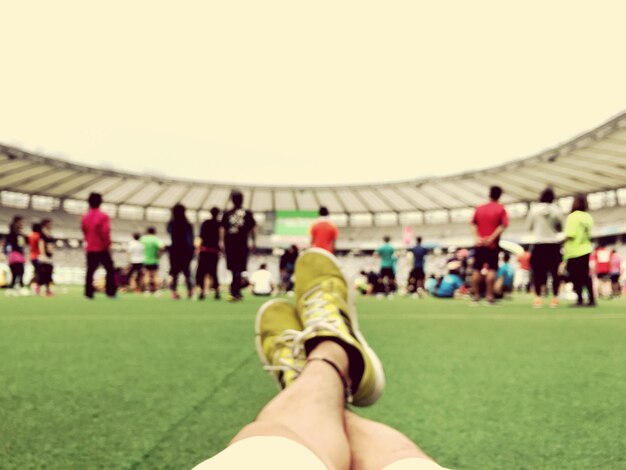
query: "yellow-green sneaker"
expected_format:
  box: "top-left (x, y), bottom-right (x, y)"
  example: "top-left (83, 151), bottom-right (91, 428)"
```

top-left (294, 248), bottom-right (385, 406)
top-left (255, 299), bottom-right (306, 389)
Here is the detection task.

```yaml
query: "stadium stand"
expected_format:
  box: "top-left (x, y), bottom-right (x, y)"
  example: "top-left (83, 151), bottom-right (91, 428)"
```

top-left (1, 111), bottom-right (625, 285)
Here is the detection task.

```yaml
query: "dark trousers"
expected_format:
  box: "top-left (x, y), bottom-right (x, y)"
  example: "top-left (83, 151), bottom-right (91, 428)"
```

top-left (531, 243), bottom-right (561, 296)
top-left (9, 263), bottom-right (25, 288)
top-left (230, 271), bottom-right (243, 299)
top-left (196, 252), bottom-right (219, 291)
top-left (85, 251), bottom-right (116, 298)
top-left (567, 254), bottom-right (595, 304)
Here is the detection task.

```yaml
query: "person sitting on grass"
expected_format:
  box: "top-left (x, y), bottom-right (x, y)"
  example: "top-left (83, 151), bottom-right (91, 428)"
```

top-left (494, 252), bottom-right (515, 300)
top-left (192, 248), bottom-right (448, 470)
top-left (249, 263), bottom-right (274, 296)
top-left (434, 261), bottom-right (464, 299)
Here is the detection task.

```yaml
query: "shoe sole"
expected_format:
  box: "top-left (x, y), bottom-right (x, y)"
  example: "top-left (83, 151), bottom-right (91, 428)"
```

top-left (299, 248), bottom-right (386, 406)
top-left (255, 298), bottom-right (291, 390)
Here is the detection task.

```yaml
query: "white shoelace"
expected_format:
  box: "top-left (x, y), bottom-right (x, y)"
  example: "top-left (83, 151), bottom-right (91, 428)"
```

top-left (300, 288), bottom-right (345, 338)
top-left (263, 328), bottom-right (308, 374)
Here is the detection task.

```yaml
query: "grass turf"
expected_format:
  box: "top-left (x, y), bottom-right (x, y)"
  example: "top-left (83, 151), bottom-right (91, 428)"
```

top-left (1, 288), bottom-right (625, 469)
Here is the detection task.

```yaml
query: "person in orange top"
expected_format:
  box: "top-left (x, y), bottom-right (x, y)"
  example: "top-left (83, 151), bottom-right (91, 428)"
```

top-left (310, 207), bottom-right (338, 253)
top-left (28, 223), bottom-right (42, 294)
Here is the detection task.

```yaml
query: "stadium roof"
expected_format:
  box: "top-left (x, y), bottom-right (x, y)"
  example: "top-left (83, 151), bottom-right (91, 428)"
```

top-left (1, 112), bottom-right (626, 214)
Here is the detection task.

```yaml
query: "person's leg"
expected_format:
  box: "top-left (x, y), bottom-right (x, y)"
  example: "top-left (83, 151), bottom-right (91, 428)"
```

top-left (567, 258), bottom-right (584, 304)
top-left (9, 264), bottom-right (18, 289)
top-left (471, 269), bottom-right (483, 301)
top-left (183, 262), bottom-right (193, 296)
top-left (485, 269), bottom-right (496, 302)
top-left (209, 254), bottom-right (220, 298)
top-left (232, 340), bottom-right (350, 469)
top-left (85, 253), bottom-right (98, 298)
top-left (345, 411), bottom-right (443, 470)
top-left (581, 254), bottom-right (595, 305)
top-left (101, 251), bottom-right (117, 297)
top-left (16, 263), bottom-right (25, 288)
top-left (531, 249), bottom-right (546, 297)
top-left (231, 270), bottom-right (242, 299)
top-left (195, 255), bottom-right (207, 297)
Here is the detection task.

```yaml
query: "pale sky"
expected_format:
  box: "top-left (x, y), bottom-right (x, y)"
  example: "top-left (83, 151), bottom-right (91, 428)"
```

top-left (1, 1), bottom-right (626, 186)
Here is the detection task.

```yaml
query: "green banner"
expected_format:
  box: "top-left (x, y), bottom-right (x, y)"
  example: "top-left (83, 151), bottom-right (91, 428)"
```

top-left (274, 210), bottom-right (318, 235)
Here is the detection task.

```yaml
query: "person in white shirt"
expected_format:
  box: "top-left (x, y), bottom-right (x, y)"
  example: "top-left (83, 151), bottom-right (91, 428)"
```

top-left (250, 264), bottom-right (274, 296)
top-left (128, 232), bottom-right (145, 292)
top-left (526, 187), bottom-right (565, 308)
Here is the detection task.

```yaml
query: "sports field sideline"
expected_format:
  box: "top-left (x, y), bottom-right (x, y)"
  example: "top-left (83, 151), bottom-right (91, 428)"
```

top-left (1, 289), bottom-right (625, 469)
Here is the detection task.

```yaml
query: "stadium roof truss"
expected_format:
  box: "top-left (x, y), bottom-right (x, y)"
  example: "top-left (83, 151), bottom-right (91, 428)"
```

top-left (1, 112), bottom-right (626, 222)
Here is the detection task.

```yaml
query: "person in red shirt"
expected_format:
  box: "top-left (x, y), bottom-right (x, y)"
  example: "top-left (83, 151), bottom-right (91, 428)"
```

top-left (470, 186), bottom-right (509, 304)
top-left (310, 207), bottom-right (338, 253)
top-left (81, 192), bottom-right (116, 299)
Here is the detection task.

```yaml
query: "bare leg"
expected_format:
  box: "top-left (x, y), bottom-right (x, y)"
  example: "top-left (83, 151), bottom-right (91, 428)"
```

top-left (345, 411), bottom-right (437, 470)
top-left (485, 270), bottom-right (496, 301)
top-left (471, 270), bottom-right (482, 300)
top-left (231, 340), bottom-right (351, 470)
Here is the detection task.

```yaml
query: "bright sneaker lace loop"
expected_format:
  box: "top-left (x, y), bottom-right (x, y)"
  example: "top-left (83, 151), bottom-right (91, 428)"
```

top-left (300, 288), bottom-right (346, 337)
top-left (263, 328), bottom-right (307, 375)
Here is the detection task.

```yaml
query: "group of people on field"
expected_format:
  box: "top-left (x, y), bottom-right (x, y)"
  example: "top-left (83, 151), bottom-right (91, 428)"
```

top-left (2, 216), bottom-right (54, 296)
top-left (81, 190), bottom-right (257, 301)
top-left (353, 186), bottom-right (623, 307)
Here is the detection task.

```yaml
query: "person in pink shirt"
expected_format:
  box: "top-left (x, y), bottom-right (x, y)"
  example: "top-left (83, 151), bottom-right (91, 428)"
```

top-left (81, 192), bottom-right (116, 299)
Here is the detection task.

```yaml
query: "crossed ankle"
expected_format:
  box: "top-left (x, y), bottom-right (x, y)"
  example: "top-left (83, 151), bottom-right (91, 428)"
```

top-left (306, 357), bottom-right (353, 404)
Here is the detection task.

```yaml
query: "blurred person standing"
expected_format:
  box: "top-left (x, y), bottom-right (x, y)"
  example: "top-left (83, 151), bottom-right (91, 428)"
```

top-left (141, 227), bottom-right (164, 294)
top-left (82, 192), bottom-right (116, 299)
top-left (563, 194), bottom-right (595, 307)
top-left (220, 190), bottom-right (256, 302)
top-left (5, 216), bottom-right (28, 295)
top-left (127, 233), bottom-right (144, 292)
top-left (38, 219), bottom-right (55, 297)
top-left (526, 187), bottom-right (564, 308)
top-left (28, 223), bottom-right (42, 294)
top-left (310, 206), bottom-right (338, 253)
top-left (376, 236), bottom-right (397, 296)
top-left (196, 207), bottom-right (221, 300)
top-left (609, 249), bottom-right (623, 297)
top-left (167, 203), bottom-right (195, 300)
top-left (470, 185), bottom-right (509, 305)
top-left (407, 236), bottom-right (427, 296)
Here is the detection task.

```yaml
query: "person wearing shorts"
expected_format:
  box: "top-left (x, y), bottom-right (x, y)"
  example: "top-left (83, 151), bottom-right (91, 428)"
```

top-left (407, 236), bottom-right (427, 295)
top-left (127, 232), bottom-right (144, 292)
top-left (141, 227), bottom-right (164, 293)
top-left (376, 236), bottom-right (397, 295)
top-left (192, 248), bottom-right (448, 470)
top-left (470, 185), bottom-right (508, 304)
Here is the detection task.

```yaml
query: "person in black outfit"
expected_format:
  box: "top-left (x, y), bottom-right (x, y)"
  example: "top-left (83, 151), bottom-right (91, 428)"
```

top-left (220, 190), bottom-right (256, 301)
top-left (167, 203), bottom-right (195, 299)
top-left (196, 207), bottom-right (221, 300)
top-left (38, 219), bottom-right (55, 296)
top-left (6, 216), bottom-right (27, 291)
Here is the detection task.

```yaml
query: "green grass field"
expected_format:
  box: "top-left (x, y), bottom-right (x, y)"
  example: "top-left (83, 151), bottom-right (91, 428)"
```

top-left (1, 289), bottom-right (625, 469)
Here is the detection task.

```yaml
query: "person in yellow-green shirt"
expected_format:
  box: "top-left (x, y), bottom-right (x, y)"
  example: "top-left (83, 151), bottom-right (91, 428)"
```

top-left (563, 194), bottom-right (595, 307)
